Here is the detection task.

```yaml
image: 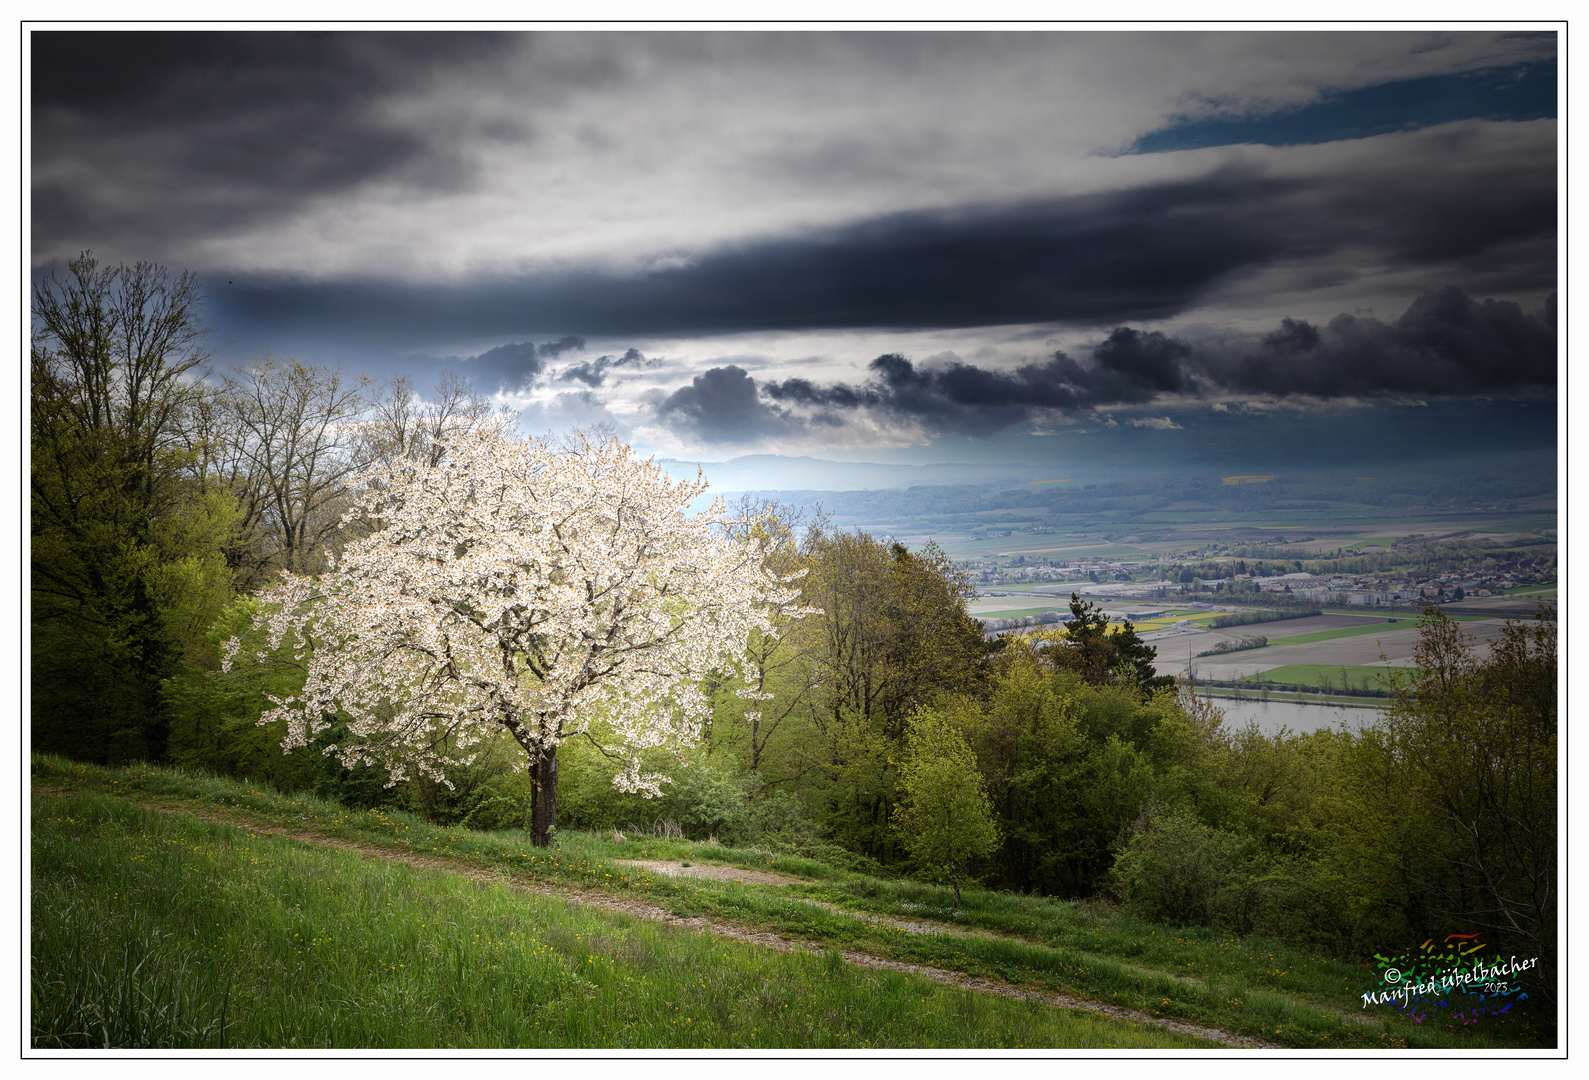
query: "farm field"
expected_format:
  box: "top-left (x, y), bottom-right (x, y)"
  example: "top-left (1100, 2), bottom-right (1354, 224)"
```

top-left (936, 537), bottom-right (1150, 560)
top-left (1220, 614), bottom-right (1392, 635)
top-left (1156, 616), bottom-right (1515, 679)
top-left (976, 584), bottom-right (1097, 598)
top-left (1234, 665), bottom-right (1418, 692)
top-left (968, 596), bottom-right (1070, 616)
top-left (1269, 622), bottom-right (1417, 645)
top-left (975, 607), bottom-right (1069, 620)
top-left (30, 755), bottom-right (1550, 1051)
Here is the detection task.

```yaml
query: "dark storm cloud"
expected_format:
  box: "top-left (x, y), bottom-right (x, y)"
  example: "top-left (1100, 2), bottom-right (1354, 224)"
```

top-left (1204, 286), bottom-right (1558, 397)
top-left (738, 287), bottom-right (1556, 438)
top-left (655, 366), bottom-right (798, 444)
top-left (762, 340), bottom-right (1194, 437)
top-left (206, 149), bottom-right (1555, 345)
top-left (558, 347), bottom-right (654, 388)
top-left (1084, 328), bottom-right (1195, 398)
top-left (30, 31), bottom-right (514, 254)
top-left (449, 336), bottom-right (586, 392)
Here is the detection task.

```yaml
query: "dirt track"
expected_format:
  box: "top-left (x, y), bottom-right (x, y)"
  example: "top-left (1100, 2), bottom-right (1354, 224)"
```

top-left (612, 858), bottom-right (805, 887)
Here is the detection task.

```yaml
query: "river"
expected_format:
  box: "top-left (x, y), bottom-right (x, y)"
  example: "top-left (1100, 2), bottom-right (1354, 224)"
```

top-left (1195, 693), bottom-right (1383, 736)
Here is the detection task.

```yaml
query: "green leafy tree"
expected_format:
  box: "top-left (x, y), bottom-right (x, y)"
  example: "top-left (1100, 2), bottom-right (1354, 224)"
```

top-left (31, 252), bottom-right (238, 763)
top-left (892, 709), bottom-right (1001, 905)
top-left (718, 498), bottom-right (822, 778)
top-left (1375, 605), bottom-right (1557, 996)
top-left (804, 531), bottom-right (987, 736)
top-left (794, 529), bottom-right (989, 861)
top-left (950, 650), bottom-right (1088, 894)
top-left (161, 597), bottom-right (319, 792)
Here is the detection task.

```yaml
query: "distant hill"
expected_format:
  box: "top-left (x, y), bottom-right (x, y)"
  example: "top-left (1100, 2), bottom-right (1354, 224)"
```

top-left (654, 454), bottom-right (1074, 493)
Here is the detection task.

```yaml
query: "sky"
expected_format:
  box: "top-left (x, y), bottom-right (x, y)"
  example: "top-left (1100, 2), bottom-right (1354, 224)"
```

top-left (30, 29), bottom-right (1559, 476)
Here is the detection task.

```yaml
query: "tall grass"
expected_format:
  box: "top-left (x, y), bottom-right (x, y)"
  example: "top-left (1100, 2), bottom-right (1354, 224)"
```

top-left (32, 791), bottom-right (1206, 1050)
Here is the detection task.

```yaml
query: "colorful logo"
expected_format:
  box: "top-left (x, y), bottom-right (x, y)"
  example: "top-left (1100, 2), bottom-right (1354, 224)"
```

top-left (1362, 932), bottom-right (1538, 1028)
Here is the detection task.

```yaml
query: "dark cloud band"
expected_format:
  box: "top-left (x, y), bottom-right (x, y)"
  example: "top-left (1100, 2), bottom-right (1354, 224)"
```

top-left (674, 287), bottom-right (1555, 441)
top-left (200, 148), bottom-right (1555, 347)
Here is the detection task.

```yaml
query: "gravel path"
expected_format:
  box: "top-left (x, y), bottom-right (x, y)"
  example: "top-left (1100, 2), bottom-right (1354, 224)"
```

top-left (612, 858), bottom-right (806, 886)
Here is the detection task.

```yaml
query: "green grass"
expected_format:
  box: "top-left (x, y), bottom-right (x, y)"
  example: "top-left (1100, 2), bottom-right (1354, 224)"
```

top-left (977, 607), bottom-right (1068, 619)
top-left (1268, 621), bottom-right (1413, 645)
top-left (1500, 585), bottom-right (1557, 597)
top-left (1235, 666), bottom-right (1415, 692)
top-left (31, 756), bottom-right (1553, 1050)
top-left (31, 790), bottom-right (1203, 1050)
top-left (1267, 614), bottom-right (1504, 646)
top-left (1198, 689), bottom-right (1383, 709)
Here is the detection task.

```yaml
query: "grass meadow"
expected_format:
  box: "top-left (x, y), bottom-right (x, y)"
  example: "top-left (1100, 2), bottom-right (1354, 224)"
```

top-left (32, 755), bottom-right (1554, 1050)
top-left (1234, 665), bottom-right (1413, 691)
top-left (31, 789), bottom-right (1204, 1050)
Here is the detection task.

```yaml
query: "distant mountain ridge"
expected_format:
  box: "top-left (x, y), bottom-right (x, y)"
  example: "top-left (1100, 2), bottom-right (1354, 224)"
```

top-left (654, 454), bottom-right (1072, 493)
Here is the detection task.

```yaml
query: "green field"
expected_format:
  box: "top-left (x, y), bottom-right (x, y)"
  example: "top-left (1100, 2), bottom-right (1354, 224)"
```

top-left (30, 755), bottom-right (1551, 1051)
top-left (1268, 622), bottom-right (1413, 645)
top-left (1341, 536), bottom-right (1406, 550)
top-left (1237, 665), bottom-right (1416, 691)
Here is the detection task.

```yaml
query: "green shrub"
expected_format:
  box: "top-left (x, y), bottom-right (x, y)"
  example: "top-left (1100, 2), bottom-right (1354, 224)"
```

top-left (1110, 807), bottom-right (1267, 930)
top-left (654, 758), bottom-right (753, 843)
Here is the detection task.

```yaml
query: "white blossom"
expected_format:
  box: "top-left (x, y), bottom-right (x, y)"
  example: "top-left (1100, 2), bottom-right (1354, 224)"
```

top-left (225, 428), bottom-right (804, 796)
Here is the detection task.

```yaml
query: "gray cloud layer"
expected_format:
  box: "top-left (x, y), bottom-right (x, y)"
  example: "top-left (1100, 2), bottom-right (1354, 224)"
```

top-left (200, 149), bottom-right (1555, 348)
top-left (34, 32), bottom-right (1554, 306)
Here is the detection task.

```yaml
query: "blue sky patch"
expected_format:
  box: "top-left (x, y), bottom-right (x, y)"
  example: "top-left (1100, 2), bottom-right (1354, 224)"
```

top-left (1132, 60), bottom-right (1556, 154)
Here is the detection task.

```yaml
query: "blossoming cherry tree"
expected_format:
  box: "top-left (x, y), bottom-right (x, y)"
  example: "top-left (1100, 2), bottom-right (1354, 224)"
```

top-left (226, 429), bottom-right (801, 845)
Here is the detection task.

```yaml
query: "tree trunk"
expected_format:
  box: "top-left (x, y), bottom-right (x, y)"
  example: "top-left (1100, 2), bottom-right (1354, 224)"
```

top-left (530, 746), bottom-right (559, 847)
top-left (950, 859), bottom-right (962, 907)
